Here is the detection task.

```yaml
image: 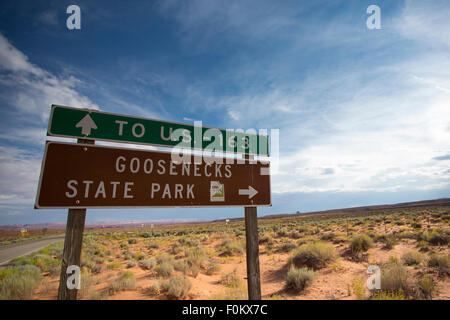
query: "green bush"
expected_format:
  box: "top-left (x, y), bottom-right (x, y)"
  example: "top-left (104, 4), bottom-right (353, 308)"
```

top-left (288, 231), bottom-right (301, 239)
top-left (128, 238), bottom-right (138, 245)
top-left (421, 230), bottom-right (448, 246)
top-left (401, 250), bottom-right (425, 266)
top-left (320, 233), bottom-right (336, 241)
top-left (162, 276), bottom-right (192, 299)
top-left (286, 266), bottom-right (314, 293)
top-left (106, 262), bottom-right (122, 270)
top-left (428, 253), bottom-right (449, 275)
top-left (350, 234), bottom-right (373, 255)
top-left (278, 241), bottom-right (296, 252)
top-left (290, 242), bottom-right (335, 270)
top-left (9, 253), bottom-right (60, 274)
top-left (276, 228), bottom-right (288, 238)
top-left (352, 276), bottom-right (366, 300)
top-left (148, 242), bottom-right (159, 249)
top-left (185, 246), bottom-right (207, 267)
top-left (413, 275), bottom-right (435, 300)
top-left (218, 241), bottom-right (244, 256)
top-left (0, 265), bottom-right (42, 299)
top-left (380, 259), bottom-right (410, 296)
top-left (375, 234), bottom-right (397, 250)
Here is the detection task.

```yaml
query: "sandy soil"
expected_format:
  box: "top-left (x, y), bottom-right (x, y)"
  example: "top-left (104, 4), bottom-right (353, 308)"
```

top-left (34, 237), bottom-right (450, 300)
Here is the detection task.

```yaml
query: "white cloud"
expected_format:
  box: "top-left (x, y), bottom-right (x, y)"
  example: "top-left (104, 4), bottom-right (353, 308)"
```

top-left (0, 34), bottom-right (44, 76)
top-left (0, 146), bottom-right (42, 205)
top-left (163, 3), bottom-right (450, 195)
top-left (227, 110), bottom-right (240, 121)
top-left (157, 0), bottom-right (303, 42)
top-left (394, 0), bottom-right (450, 48)
top-left (0, 33), bottom-right (102, 207)
top-left (0, 33), bottom-right (99, 122)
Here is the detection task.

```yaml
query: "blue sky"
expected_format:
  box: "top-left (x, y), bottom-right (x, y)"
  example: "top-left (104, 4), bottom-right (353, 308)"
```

top-left (0, 0), bottom-right (449, 225)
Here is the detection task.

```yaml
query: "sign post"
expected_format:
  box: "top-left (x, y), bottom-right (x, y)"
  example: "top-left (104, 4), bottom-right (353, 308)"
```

top-left (57, 139), bottom-right (93, 300)
top-left (245, 206), bottom-right (261, 300)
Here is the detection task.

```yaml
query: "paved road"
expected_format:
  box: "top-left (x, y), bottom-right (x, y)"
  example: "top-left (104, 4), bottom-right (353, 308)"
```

top-left (0, 236), bottom-right (65, 266)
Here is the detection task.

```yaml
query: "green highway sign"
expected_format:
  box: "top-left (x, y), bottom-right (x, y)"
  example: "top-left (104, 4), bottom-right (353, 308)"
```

top-left (48, 105), bottom-right (269, 156)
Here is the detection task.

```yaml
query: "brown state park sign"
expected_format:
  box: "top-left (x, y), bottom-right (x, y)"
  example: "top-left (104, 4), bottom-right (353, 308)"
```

top-left (35, 142), bottom-right (271, 209)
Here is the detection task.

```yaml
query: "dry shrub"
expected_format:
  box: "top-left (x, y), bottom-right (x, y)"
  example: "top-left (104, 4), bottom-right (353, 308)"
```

top-left (162, 276), bottom-right (192, 299)
top-left (290, 242), bottom-right (335, 270)
top-left (286, 266), bottom-right (314, 293)
top-left (350, 234), bottom-right (373, 255)
top-left (401, 250), bottom-right (425, 266)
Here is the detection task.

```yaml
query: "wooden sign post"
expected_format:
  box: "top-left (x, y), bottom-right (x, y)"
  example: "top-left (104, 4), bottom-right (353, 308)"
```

top-left (245, 206), bottom-right (261, 300)
top-left (57, 139), bottom-right (93, 300)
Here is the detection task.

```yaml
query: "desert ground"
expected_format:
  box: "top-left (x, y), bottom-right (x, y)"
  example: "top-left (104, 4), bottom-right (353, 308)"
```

top-left (0, 204), bottom-right (449, 300)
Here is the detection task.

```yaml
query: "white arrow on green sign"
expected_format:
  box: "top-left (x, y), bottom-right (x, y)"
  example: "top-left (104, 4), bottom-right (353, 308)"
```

top-left (47, 104), bottom-right (269, 156)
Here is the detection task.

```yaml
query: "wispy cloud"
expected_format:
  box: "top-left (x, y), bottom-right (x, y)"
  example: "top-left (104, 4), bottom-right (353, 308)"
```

top-left (156, 1), bottom-right (450, 195)
top-left (0, 33), bottom-right (99, 122)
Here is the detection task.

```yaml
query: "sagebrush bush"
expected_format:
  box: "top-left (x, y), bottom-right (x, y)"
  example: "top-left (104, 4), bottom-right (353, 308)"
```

top-left (135, 252), bottom-right (145, 261)
top-left (428, 253), bottom-right (449, 275)
top-left (421, 230), bottom-right (448, 246)
top-left (155, 261), bottom-right (174, 278)
top-left (185, 246), bottom-right (207, 266)
top-left (220, 270), bottom-right (242, 288)
top-left (290, 242), bottom-right (335, 270)
top-left (401, 250), bottom-right (425, 266)
top-left (107, 271), bottom-right (136, 294)
top-left (218, 241), bottom-right (244, 256)
top-left (205, 262), bottom-right (221, 275)
top-left (288, 231), bottom-right (301, 239)
top-left (278, 241), bottom-right (296, 252)
top-left (352, 276), bottom-right (366, 300)
top-left (162, 276), bottom-right (192, 299)
top-left (106, 262), bottom-right (122, 270)
top-left (139, 259), bottom-right (157, 270)
top-left (145, 281), bottom-right (161, 296)
top-left (380, 259), bottom-right (410, 296)
top-left (0, 265), bottom-right (42, 300)
top-left (128, 238), bottom-right (138, 245)
top-left (320, 233), bottom-right (335, 241)
top-left (350, 234), bottom-right (373, 255)
top-left (9, 253), bottom-right (60, 274)
top-left (413, 275), bottom-right (435, 300)
top-left (286, 266), bottom-right (314, 292)
top-left (375, 234), bottom-right (397, 250)
top-left (148, 242), bottom-right (159, 249)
